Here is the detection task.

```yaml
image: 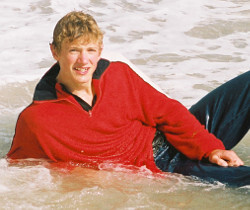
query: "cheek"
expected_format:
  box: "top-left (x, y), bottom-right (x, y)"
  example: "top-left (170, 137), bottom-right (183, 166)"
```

top-left (89, 54), bottom-right (101, 65)
top-left (64, 54), bottom-right (78, 65)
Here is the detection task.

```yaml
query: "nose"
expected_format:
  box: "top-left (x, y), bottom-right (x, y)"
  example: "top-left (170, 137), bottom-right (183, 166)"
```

top-left (78, 51), bottom-right (89, 64)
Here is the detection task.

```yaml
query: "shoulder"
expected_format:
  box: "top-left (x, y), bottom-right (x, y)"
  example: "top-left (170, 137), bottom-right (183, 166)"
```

top-left (14, 103), bottom-right (39, 134)
top-left (17, 102), bottom-right (53, 126)
top-left (93, 58), bottom-right (132, 79)
top-left (106, 60), bottom-right (135, 76)
top-left (17, 103), bottom-right (39, 124)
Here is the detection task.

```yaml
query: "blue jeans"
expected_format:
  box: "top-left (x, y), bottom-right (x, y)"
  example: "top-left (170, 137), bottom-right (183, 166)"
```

top-left (154, 71), bottom-right (250, 187)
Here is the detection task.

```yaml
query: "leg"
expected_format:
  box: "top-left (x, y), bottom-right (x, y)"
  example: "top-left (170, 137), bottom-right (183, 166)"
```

top-left (189, 71), bottom-right (250, 149)
top-left (155, 71), bottom-right (250, 186)
top-left (154, 138), bottom-right (250, 187)
top-left (173, 158), bottom-right (250, 187)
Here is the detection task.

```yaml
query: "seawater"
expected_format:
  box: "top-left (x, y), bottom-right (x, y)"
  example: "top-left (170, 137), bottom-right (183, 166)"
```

top-left (0, 0), bottom-right (249, 209)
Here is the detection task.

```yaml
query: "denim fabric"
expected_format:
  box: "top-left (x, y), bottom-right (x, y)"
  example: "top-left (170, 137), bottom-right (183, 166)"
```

top-left (189, 70), bottom-right (250, 149)
top-left (154, 71), bottom-right (250, 187)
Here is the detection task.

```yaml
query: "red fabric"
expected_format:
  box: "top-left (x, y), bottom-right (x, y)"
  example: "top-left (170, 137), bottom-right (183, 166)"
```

top-left (7, 61), bottom-right (225, 172)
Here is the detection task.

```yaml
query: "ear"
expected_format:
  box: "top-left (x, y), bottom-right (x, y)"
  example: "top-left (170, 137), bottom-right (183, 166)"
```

top-left (50, 43), bottom-right (60, 61)
top-left (98, 44), bottom-right (104, 57)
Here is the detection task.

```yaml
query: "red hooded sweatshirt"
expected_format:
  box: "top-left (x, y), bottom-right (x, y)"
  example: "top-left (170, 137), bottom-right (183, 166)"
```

top-left (7, 59), bottom-right (225, 172)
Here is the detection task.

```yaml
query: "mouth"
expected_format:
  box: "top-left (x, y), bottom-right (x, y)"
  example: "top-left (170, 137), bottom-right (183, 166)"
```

top-left (74, 67), bottom-right (89, 74)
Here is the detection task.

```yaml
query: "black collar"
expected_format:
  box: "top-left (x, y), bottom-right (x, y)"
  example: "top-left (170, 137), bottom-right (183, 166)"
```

top-left (33, 58), bottom-right (110, 101)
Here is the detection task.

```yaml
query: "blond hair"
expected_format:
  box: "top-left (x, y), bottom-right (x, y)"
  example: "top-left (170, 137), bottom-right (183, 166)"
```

top-left (52, 11), bottom-right (103, 52)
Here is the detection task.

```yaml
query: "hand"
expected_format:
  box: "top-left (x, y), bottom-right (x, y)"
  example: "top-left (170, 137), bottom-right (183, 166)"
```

top-left (208, 149), bottom-right (244, 167)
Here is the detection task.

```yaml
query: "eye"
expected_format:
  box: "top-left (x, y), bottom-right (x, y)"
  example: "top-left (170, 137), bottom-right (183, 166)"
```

top-left (88, 48), bottom-right (97, 52)
top-left (70, 48), bottom-right (77, 52)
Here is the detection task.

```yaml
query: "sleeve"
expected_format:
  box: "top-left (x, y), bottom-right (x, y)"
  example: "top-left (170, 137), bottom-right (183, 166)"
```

top-left (7, 108), bottom-right (48, 160)
top-left (126, 64), bottom-right (225, 160)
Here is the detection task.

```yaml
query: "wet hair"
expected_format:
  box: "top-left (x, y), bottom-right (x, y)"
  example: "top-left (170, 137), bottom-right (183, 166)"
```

top-left (52, 11), bottom-right (103, 52)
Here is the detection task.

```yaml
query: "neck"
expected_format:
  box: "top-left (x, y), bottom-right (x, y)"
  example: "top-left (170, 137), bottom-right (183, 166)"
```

top-left (72, 84), bottom-right (95, 106)
top-left (58, 79), bottom-right (95, 106)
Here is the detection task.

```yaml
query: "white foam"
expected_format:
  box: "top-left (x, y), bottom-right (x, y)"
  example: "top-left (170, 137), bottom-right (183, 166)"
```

top-left (1, 0), bottom-right (249, 106)
top-left (0, 184), bottom-right (10, 193)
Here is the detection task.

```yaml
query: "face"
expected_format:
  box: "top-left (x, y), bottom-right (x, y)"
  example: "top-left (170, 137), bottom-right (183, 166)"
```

top-left (51, 38), bottom-right (102, 91)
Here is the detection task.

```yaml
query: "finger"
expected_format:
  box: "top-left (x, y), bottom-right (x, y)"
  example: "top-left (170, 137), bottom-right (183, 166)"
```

top-left (222, 151), bottom-right (244, 167)
top-left (217, 158), bottom-right (229, 167)
top-left (210, 155), bottom-right (228, 167)
top-left (227, 158), bottom-right (244, 167)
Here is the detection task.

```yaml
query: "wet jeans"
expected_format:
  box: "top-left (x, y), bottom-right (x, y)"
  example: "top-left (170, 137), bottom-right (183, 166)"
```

top-left (154, 71), bottom-right (250, 187)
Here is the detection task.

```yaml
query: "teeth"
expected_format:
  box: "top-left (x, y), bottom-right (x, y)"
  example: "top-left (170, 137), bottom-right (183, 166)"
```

top-left (75, 67), bottom-right (88, 72)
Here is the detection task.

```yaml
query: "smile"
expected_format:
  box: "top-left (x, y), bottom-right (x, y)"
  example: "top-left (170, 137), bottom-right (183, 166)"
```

top-left (74, 67), bottom-right (89, 73)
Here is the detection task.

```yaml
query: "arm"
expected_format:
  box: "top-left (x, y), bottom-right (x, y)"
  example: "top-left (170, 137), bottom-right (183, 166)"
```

top-left (7, 109), bottom-right (48, 159)
top-left (127, 66), bottom-right (245, 166)
top-left (125, 64), bottom-right (227, 161)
